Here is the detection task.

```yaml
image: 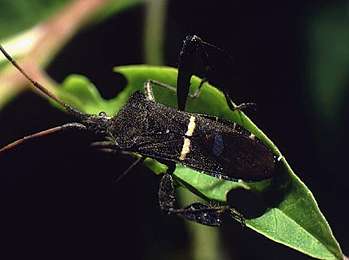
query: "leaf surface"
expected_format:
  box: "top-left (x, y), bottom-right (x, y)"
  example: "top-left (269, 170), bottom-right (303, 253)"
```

top-left (56, 65), bottom-right (343, 260)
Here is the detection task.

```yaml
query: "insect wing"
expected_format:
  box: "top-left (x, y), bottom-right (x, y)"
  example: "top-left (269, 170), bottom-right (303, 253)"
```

top-left (183, 116), bottom-right (275, 181)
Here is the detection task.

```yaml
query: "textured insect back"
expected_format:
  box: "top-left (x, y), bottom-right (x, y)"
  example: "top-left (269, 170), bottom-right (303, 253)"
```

top-left (176, 115), bottom-right (275, 181)
top-left (110, 91), bottom-right (191, 159)
top-left (108, 91), bottom-right (157, 149)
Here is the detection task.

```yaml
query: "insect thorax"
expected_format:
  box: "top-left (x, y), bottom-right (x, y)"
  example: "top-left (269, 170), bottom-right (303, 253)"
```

top-left (110, 91), bottom-right (189, 154)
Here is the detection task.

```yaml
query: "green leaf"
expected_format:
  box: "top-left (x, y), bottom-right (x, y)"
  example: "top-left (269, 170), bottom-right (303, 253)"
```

top-left (56, 74), bottom-right (122, 116)
top-left (56, 65), bottom-right (343, 260)
top-left (0, 0), bottom-right (70, 39)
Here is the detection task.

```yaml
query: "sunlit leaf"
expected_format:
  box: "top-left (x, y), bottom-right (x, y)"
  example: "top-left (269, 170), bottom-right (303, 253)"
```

top-left (56, 65), bottom-right (343, 260)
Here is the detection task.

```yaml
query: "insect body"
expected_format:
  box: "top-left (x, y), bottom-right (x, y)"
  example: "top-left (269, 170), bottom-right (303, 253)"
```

top-left (111, 90), bottom-right (274, 181)
top-left (0, 36), bottom-right (275, 226)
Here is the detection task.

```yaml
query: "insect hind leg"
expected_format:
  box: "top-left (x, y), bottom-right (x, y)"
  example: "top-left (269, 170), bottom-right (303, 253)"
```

top-left (145, 78), bottom-right (255, 114)
top-left (158, 172), bottom-right (245, 226)
top-left (144, 73), bottom-right (255, 118)
top-left (224, 92), bottom-right (256, 112)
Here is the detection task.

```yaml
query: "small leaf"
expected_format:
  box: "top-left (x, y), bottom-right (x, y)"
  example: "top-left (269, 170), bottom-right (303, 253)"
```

top-left (56, 74), bottom-right (123, 116)
top-left (56, 65), bottom-right (342, 260)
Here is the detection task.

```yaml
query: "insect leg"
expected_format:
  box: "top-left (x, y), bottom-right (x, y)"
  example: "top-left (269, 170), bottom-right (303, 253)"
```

top-left (189, 78), bottom-right (208, 99)
top-left (144, 79), bottom-right (209, 104)
top-left (90, 141), bottom-right (116, 150)
top-left (91, 141), bottom-right (145, 183)
top-left (90, 141), bottom-right (120, 156)
top-left (189, 76), bottom-right (256, 114)
top-left (143, 80), bottom-right (177, 101)
top-left (0, 123), bottom-right (87, 155)
top-left (223, 91), bottom-right (256, 112)
top-left (196, 39), bottom-right (256, 113)
top-left (158, 172), bottom-right (176, 212)
top-left (113, 157), bottom-right (144, 184)
top-left (158, 171), bottom-right (244, 226)
top-left (177, 35), bottom-right (203, 111)
top-left (177, 35), bottom-right (257, 114)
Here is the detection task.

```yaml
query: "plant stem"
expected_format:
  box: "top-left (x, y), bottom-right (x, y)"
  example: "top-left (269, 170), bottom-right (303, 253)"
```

top-left (143, 0), bottom-right (168, 65)
top-left (178, 187), bottom-right (228, 260)
top-left (0, 0), bottom-right (125, 109)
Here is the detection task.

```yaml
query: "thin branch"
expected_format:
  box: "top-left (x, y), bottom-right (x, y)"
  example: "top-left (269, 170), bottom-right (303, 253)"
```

top-left (0, 0), bottom-right (112, 108)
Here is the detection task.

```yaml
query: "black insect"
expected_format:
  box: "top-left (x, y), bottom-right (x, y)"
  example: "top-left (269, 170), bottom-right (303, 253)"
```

top-left (0, 36), bottom-right (275, 226)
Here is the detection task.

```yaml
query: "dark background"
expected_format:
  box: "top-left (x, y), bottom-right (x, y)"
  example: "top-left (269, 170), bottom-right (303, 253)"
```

top-left (0, 1), bottom-right (348, 259)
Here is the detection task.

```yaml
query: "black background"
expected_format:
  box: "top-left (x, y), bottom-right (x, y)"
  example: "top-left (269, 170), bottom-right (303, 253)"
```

top-left (0, 1), bottom-right (348, 259)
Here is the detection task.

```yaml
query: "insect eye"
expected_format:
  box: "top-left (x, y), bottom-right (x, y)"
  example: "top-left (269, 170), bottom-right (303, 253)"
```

top-left (99, 111), bottom-right (107, 117)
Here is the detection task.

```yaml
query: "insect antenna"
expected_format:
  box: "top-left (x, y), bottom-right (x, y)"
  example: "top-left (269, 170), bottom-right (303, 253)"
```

top-left (193, 36), bottom-right (235, 63)
top-left (0, 44), bottom-right (90, 155)
top-left (0, 45), bottom-right (86, 119)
